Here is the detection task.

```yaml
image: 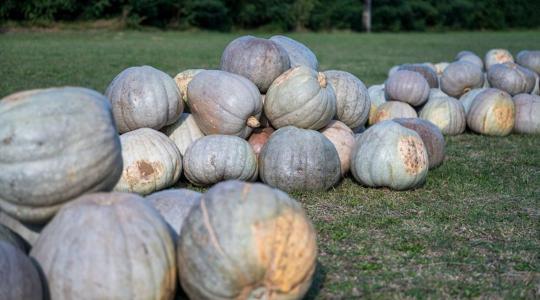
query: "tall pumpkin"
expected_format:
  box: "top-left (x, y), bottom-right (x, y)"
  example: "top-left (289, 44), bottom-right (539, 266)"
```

top-left (419, 91), bottom-right (466, 136)
top-left (487, 62), bottom-right (536, 96)
top-left (394, 118), bottom-right (445, 170)
top-left (516, 50), bottom-right (540, 74)
top-left (162, 113), bottom-right (205, 156)
top-left (270, 35), bottom-right (318, 70)
top-left (371, 101), bottom-right (418, 124)
top-left (0, 87), bottom-right (123, 223)
top-left (467, 88), bottom-right (515, 136)
top-left (513, 94), bottom-right (540, 134)
top-left (385, 70), bottom-right (430, 106)
top-left (177, 180), bottom-right (317, 300)
top-left (105, 65), bottom-right (183, 133)
top-left (485, 49), bottom-right (514, 70)
top-left (320, 120), bottom-right (356, 175)
top-left (440, 61), bottom-right (484, 98)
top-left (0, 241), bottom-right (43, 300)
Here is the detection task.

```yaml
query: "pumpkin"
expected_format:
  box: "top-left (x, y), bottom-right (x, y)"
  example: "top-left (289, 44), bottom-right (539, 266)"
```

top-left (177, 180), bottom-right (317, 300)
top-left (440, 61), bottom-right (484, 98)
top-left (264, 66), bottom-right (336, 130)
top-left (162, 113), bottom-right (205, 156)
top-left (248, 127), bottom-right (275, 157)
top-left (146, 189), bottom-right (202, 239)
top-left (320, 120), bottom-right (356, 175)
top-left (270, 35), bottom-right (318, 70)
top-left (174, 68), bottom-right (204, 112)
top-left (516, 50), bottom-right (540, 74)
top-left (371, 101), bottom-right (418, 124)
top-left (351, 120), bottom-right (428, 190)
top-left (394, 118), bottom-right (445, 169)
top-left (0, 241), bottom-right (43, 300)
top-left (487, 62), bottom-right (536, 96)
top-left (368, 84), bottom-right (387, 125)
top-left (467, 88), bottom-right (515, 136)
top-left (324, 70), bottom-right (370, 128)
top-left (0, 224), bottom-right (28, 252)
top-left (0, 87), bottom-right (123, 223)
top-left (456, 51), bottom-right (484, 70)
top-left (30, 192), bottom-right (176, 300)
top-left (459, 88), bottom-right (487, 114)
top-left (188, 70), bottom-right (262, 139)
top-left (419, 90), bottom-right (466, 135)
top-left (398, 64), bottom-right (439, 88)
top-left (485, 49), bottom-right (514, 70)
top-left (220, 36), bottom-right (290, 93)
top-left (114, 128), bottom-right (182, 196)
top-left (183, 135), bottom-right (258, 186)
top-left (434, 62), bottom-right (450, 76)
top-left (385, 70), bottom-right (430, 106)
top-left (513, 93), bottom-right (540, 134)
top-left (259, 126), bottom-right (341, 192)
top-left (105, 65), bottom-right (183, 133)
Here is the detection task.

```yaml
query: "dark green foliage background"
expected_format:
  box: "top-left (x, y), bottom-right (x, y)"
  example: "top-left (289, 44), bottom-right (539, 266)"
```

top-left (1, 0), bottom-right (540, 31)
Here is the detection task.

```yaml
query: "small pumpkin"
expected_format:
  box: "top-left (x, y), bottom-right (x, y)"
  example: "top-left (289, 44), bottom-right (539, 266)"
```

top-left (324, 70), bottom-right (371, 128)
top-left (162, 113), bottom-right (205, 156)
top-left (385, 70), bottom-right (430, 106)
top-left (248, 127), bottom-right (275, 157)
top-left (30, 192), bottom-right (176, 300)
top-left (394, 118), bottom-right (445, 170)
top-left (440, 61), bottom-right (484, 98)
top-left (114, 128), bottom-right (182, 196)
top-left (459, 88), bottom-right (487, 114)
top-left (174, 69), bottom-right (204, 112)
top-left (270, 35), bottom-right (318, 70)
top-left (259, 126), bottom-right (341, 192)
top-left (419, 90), bottom-right (466, 135)
top-left (265, 66), bottom-right (336, 130)
top-left (351, 120), bottom-right (429, 190)
top-left (371, 101), bottom-right (418, 124)
top-left (105, 65), bottom-right (183, 133)
top-left (0, 241), bottom-right (43, 300)
top-left (320, 120), bottom-right (356, 175)
top-left (188, 70), bottom-right (262, 138)
top-left (368, 84), bottom-right (387, 125)
top-left (516, 50), bottom-right (540, 74)
top-left (456, 51), bottom-right (484, 70)
top-left (0, 87), bottom-right (123, 223)
top-left (513, 93), bottom-right (540, 134)
top-left (485, 49), bottom-right (514, 70)
top-left (487, 62), bottom-right (536, 96)
top-left (220, 36), bottom-right (290, 93)
top-left (467, 88), bottom-right (515, 136)
top-left (398, 64), bottom-right (439, 88)
top-left (183, 135), bottom-right (258, 186)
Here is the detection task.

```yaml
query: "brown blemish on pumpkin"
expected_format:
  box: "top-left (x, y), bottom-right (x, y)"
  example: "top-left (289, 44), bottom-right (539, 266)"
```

top-left (495, 52), bottom-right (511, 63)
top-left (398, 136), bottom-right (427, 175)
top-left (373, 109), bottom-right (389, 124)
top-left (137, 161), bottom-right (155, 177)
top-left (492, 104), bottom-right (514, 129)
top-left (2, 136), bottom-right (12, 145)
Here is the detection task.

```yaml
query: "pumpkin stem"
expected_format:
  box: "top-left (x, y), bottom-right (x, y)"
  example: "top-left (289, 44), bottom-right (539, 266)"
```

top-left (318, 72), bottom-right (327, 88)
top-left (246, 116), bottom-right (260, 128)
top-left (0, 211), bottom-right (40, 247)
top-left (463, 87), bottom-right (471, 93)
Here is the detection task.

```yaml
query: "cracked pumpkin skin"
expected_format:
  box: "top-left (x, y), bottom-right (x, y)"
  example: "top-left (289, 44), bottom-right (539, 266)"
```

top-left (466, 88), bottom-right (515, 136)
top-left (177, 180), bottom-right (317, 300)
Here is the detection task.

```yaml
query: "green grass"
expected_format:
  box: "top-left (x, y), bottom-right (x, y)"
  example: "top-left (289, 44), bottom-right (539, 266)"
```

top-left (1, 30), bottom-right (539, 299)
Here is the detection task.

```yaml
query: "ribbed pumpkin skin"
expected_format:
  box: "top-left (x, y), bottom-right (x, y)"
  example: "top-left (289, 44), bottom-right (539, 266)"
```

top-left (385, 70), bottom-right (430, 106)
top-left (259, 126), bottom-right (341, 192)
top-left (456, 51), bottom-right (484, 70)
top-left (487, 63), bottom-right (536, 96)
top-left (459, 88), bottom-right (487, 114)
top-left (0, 87), bottom-right (123, 223)
top-left (467, 88), bottom-right (515, 136)
top-left (265, 66), bottom-right (337, 130)
top-left (420, 92), bottom-right (466, 135)
top-left (368, 84), bottom-right (387, 125)
top-left (513, 94), bottom-right (540, 134)
top-left (398, 64), bottom-right (439, 88)
top-left (324, 70), bottom-right (370, 128)
top-left (320, 120), bottom-right (356, 175)
top-left (351, 121), bottom-right (428, 190)
top-left (105, 65), bottom-right (183, 133)
top-left (248, 127), bottom-right (275, 157)
top-left (188, 70), bottom-right (262, 139)
top-left (270, 35), bottom-right (318, 70)
top-left (516, 50), bottom-right (540, 74)
top-left (440, 61), bottom-right (484, 98)
top-left (394, 118), bottom-right (445, 170)
top-left (30, 193), bottom-right (176, 300)
top-left (146, 189), bottom-right (202, 239)
top-left (0, 241), bottom-right (43, 300)
top-left (220, 36), bottom-right (290, 93)
top-left (114, 128), bottom-right (182, 196)
top-left (485, 49), bottom-right (514, 70)
top-left (174, 69), bottom-right (204, 111)
top-left (162, 113), bottom-right (205, 156)
top-left (371, 101), bottom-right (418, 124)
top-left (177, 180), bottom-right (317, 300)
top-left (183, 135), bottom-right (258, 186)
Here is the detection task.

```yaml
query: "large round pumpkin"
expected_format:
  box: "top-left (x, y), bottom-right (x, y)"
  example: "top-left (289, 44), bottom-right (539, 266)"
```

top-left (487, 62), bottom-right (536, 96)
top-left (394, 118), bottom-right (445, 170)
top-left (264, 66), bottom-right (337, 130)
top-left (351, 120), bottom-right (429, 190)
top-left (174, 68), bottom-right (204, 111)
top-left (368, 84), bottom-right (387, 125)
top-left (398, 64), bottom-right (439, 88)
top-left (188, 70), bottom-right (262, 139)
top-left (183, 135), bottom-right (258, 186)
top-left (105, 65), bottom-right (183, 133)
top-left (177, 180), bottom-right (317, 300)
top-left (440, 61), bottom-right (484, 98)
top-left (419, 91), bottom-right (466, 136)
top-left (371, 101), bottom-right (418, 124)
top-left (220, 36), bottom-right (290, 93)
top-left (320, 120), bottom-right (356, 175)
top-left (516, 50), bottom-right (540, 74)
top-left (324, 70), bottom-right (370, 128)
top-left (30, 192), bottom-right (176, 300)
top-left (0, 87), bottom-right (123, 223)
top-left (114, 128), bottom-right (182, 196)
top-left (259, 126), bottom-right (341, 192)
top-left (385, 70), bottom-right (430, 106)
top-left (270, 35), bottom-right (318, 70)
top-left (513, 93), bottom-right (540, 134)
top-left (0, 241), bottom-right (43, 300)
top-left (162, 113), bottom-right (205, 156)
top-left (485, 49), bottom-right (514, 70)
top-left (467, 88), bottom-right (515, 136)
top-left (248, 127), bottom-right (275, 157)
top-left (456, 51), bottom-right (484, 70)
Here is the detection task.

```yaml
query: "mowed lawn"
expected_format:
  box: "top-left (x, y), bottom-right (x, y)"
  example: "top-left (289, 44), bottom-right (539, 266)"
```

top-left (1, 30), bottom-right (539, 298)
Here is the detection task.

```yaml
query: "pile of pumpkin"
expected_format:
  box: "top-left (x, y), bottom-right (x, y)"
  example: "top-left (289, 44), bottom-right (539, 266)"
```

top-left (1, 34), bottom-right (539, 300)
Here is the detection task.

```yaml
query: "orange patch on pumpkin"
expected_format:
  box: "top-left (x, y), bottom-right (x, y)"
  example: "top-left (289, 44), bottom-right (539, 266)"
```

top-left (398, 136), bottom-right (427, 175)
top-left (492, 104), bottom-right (514, 130)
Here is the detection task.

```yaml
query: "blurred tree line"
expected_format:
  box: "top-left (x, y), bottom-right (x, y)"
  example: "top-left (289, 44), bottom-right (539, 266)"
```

top-left (1, 0), bottom-right (539, 31)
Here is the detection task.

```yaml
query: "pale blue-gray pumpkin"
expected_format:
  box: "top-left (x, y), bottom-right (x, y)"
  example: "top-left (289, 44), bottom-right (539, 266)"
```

top-left (398, 64), bottom-right (439, 88)
top-left (385, 70), bottom-right (430, 106)
top-left (485, 49), bottom-right (514, 70)
top-left (162, 113), bottom-right (205, 156)
top-left (419, 90), bottom-right (466, 135)
top-left (516, 50), bottom-right (540, 74)
top-left (351, 120), bottom-right (429, 190)
top-left (487, 62), bottom-right (536, 96)
top-left (456, 51), bottom-right (484, 70)
top-left (513, 93), bottom-right (540, 134)
top-left (177, 180), bottom-right (317, 300)
top-left (0, 87), bottom-right (123, 224)
top-left (371, 101), bottom-right (418, 124)
top-left (368, 84), bottom-right (387, 125)
top-left (394, 118), bottom-right (445, 170)
top-left (440, 61), bottom-right (484, 98)
top-left (270, 35), bottom-right (318, 70)
top-left (466, 88), bottom-right (515, 136)
top-left (0, 241), bottom-right (43, 300)
top-left (459, 88), bottom-right (487, 114)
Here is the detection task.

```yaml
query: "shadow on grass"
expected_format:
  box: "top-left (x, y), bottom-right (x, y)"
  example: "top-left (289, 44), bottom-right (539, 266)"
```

top-left (304, 260), bottom-right (327, 300)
